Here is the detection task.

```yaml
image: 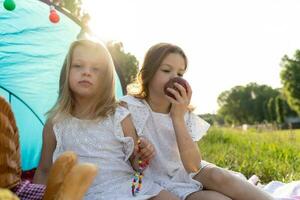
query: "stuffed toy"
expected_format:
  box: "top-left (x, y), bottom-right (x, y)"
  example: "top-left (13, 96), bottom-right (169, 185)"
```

top-left (0, 96), bottom-right (98, 200)
top-left (43, 151), bottom-right (98, 200)
top-left (0, 96), bottom-right (22, 190)
top-left (0, 188), bottom-right (19, 200)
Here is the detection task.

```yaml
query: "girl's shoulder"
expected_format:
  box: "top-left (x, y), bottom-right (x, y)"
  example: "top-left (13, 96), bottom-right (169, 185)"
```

top-left (119, 96), bottom-right (150, 136)
top-left (119, 95), bottom-right (145, 108)
top-left (113, 105), bottom-right (130, 123)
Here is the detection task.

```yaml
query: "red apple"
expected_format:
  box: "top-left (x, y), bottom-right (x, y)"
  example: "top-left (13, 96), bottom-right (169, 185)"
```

top-left (164, 77), bottom-right (188, 99)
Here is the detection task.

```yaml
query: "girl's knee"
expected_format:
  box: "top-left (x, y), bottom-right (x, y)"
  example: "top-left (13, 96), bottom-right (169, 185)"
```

top-left (207, 167), bottom-right (233, 186)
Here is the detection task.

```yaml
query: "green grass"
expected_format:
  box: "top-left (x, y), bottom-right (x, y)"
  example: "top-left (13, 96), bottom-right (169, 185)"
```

top-left (198, 127), bottom-right (300, 183)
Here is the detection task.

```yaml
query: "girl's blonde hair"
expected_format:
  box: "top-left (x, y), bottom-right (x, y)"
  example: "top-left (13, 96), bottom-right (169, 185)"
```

top-left (128, 43), bottom-right (188, 99)
top-left (48, 39), bottom-right (117, 122)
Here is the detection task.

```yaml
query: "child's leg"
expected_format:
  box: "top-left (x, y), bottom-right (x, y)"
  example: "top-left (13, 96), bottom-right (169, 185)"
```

top-left (194, 166), bottom-right (274, 200)
top-left (186, 190), bottom-right (232, 200)
top-left (150, 190), bottom-right (180, 200)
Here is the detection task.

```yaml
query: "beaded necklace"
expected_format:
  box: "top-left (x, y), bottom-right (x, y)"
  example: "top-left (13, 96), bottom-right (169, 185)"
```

top-left (131, 139), bottom-right (148, 196)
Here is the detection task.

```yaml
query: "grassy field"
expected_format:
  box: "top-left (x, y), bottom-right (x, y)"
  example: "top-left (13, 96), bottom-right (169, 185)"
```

top-left (198, 127), bottom-right (300, 183)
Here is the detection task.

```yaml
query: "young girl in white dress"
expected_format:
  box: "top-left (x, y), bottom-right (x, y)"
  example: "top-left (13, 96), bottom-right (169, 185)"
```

top-left (33, 39), bottom-right (179, 200)
top-left (121, 43), bottom-right (274, 200)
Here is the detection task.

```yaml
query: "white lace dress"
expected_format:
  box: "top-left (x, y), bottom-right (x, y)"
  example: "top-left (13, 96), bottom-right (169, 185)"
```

top-left (121, 95), bottom-right (211, 200)
top-left (52, 106), bottom-right (163, 200)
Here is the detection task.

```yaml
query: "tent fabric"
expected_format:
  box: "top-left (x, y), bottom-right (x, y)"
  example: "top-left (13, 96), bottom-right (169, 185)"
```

top-left (0, 0), bottom-right (124, 170)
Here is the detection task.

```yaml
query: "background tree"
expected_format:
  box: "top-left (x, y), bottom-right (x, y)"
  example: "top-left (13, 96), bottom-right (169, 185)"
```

top-left (275, 94), bottom-right (298, 124)
top-left (217, 83), bottom-right (279, 125)
top-left (199, 113), bottom-right (224, 126)
top-left (280, 50), bottom-right (300, 115)
top-left (57, 0), bottom-right (82, 18)
top-left (267, 97), bottom-right (276, 123)
top-left (218, 86), bottom-right (247, 125)
top-left (107, 41), bottom-right (139, 90)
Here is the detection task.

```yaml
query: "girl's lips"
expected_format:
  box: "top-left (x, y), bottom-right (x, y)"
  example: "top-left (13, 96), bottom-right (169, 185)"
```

top-left (79, 80), bottom-right (92, 86)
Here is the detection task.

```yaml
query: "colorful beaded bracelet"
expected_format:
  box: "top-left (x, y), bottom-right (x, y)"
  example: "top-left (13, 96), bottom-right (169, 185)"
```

top-left (131, 139), bottom-right (149, 196)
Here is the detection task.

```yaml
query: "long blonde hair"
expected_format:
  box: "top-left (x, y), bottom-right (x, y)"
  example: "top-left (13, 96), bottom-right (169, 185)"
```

top-left (48, 40), bottom-right (117, 122)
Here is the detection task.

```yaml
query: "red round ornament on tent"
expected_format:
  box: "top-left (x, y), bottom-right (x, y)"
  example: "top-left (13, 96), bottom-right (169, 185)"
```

top-left (49, 9), bottom-right (60, 23)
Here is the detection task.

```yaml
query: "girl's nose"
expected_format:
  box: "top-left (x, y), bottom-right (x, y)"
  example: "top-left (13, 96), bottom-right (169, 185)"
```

top-left (82, 68), bottom-right (91, 76)
top-left (171, 73), bottom-right (178, 79)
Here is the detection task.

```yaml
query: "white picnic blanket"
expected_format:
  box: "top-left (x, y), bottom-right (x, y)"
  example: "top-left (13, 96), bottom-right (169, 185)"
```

top-left (263, 181), bottom-right (300, 200)
top-left (236, 173), bottom-right (300, 199)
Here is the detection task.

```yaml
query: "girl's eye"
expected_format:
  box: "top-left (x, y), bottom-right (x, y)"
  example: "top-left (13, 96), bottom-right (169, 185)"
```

top-left (92, 67), bottom-right (100, 72)
top-left (73, 64), bottom-right (81, 68)
top-left (162, 69), bottom-right (170, 73)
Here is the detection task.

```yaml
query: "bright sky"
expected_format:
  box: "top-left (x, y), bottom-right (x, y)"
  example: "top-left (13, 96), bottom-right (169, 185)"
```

top-left (83, 0), bottom-right (300, 114)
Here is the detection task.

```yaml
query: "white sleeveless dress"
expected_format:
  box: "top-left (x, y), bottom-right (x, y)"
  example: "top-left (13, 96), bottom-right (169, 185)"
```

top-left (121, 95), bottom-right (211, 200)
top-left (52, 106), bottom-right (163, 200)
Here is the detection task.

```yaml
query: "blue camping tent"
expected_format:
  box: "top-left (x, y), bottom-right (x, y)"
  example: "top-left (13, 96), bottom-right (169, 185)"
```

top-left (0, 0), bottom-right (124, 170)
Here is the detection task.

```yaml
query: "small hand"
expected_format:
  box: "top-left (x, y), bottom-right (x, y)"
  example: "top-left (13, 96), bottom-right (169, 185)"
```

top-left (165, 81), bottom-right (192, 119)
top-left (134, 137), bottom-right (155, 165)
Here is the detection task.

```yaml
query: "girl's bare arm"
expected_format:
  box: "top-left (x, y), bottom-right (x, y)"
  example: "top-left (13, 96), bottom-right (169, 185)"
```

top-left (33, 120), bottom-right (57, 184)
top-left (166, 82), bottom-right (201, 173)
